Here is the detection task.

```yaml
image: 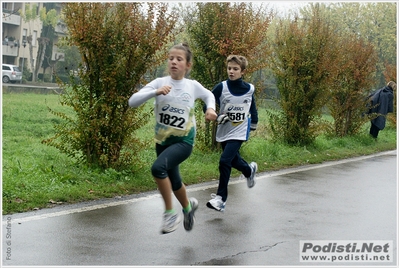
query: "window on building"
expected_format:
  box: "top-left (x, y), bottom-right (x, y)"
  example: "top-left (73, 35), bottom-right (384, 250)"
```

top-left (23, 29), bottom-right (27, 41)
top-left (33, 31), bottom-right (37, 46)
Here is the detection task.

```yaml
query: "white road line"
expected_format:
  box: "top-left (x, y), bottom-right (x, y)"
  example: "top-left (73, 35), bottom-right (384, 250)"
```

top-left (3, 150), bottom-right (396, 224)
top-left (3, 194), bottom-right (161, 224)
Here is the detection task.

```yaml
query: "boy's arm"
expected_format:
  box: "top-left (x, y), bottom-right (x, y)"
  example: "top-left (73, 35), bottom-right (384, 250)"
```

top-left (211, 83), bottom-right (223, 110)
top-left (250, 94), bottom-right (258, 131)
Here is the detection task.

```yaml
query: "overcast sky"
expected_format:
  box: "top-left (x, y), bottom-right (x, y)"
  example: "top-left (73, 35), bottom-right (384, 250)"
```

top-left (268, 1), bottom-right (309, 16)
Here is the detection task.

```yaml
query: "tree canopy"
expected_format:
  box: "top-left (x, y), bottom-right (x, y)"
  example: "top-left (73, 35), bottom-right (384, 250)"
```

top-left (44, 2), bottom-right (180, 169)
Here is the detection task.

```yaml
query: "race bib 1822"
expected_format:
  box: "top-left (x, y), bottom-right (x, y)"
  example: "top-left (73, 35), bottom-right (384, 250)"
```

top-left (157, 103), bottom-right (190, 130)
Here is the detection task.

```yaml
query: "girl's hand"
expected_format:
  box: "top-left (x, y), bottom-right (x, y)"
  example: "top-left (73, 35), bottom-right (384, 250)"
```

top-left (205, 108), bottom-right (218, 121)
top-left (156, 86), bottom-right (172, 96)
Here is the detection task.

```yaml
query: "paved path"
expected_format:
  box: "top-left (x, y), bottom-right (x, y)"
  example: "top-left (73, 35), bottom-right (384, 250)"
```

top-left (2, 150), bottom-right (397, 267)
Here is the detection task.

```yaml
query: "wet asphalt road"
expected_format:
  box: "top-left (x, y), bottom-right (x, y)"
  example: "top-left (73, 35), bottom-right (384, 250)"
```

top-left (2, 150), bottom-right (397, 267)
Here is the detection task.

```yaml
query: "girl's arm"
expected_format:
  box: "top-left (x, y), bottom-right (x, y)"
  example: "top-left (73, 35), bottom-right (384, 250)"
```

top-left (194, 81), bottom-right (217, 121)
top-left (198, 86), bottom-right (216, 111)
top-left (203, 90), bottom-right (217, 121)
top-left (128, 79), bottom-right (159, 108)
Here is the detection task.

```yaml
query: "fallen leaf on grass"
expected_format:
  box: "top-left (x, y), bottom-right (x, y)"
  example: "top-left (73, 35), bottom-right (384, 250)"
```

top-left (49, 199), bottom-right (63, 205)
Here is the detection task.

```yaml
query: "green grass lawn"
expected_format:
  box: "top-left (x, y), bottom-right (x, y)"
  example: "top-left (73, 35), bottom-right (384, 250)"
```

top-left (2, 93), bottom-right (397, 214)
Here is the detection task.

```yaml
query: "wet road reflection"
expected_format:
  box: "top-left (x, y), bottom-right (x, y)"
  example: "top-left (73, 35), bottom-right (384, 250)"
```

top-left (3, 151), bottom-right (397, 266)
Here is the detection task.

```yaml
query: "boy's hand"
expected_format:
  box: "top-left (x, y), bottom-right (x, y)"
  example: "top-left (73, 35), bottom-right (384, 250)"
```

top-left (217, 114), bottom-right (229, 124)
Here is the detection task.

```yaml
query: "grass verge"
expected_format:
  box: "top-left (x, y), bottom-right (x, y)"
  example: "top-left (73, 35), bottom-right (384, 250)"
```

top-left (2, 93), bottom-right (397, 214)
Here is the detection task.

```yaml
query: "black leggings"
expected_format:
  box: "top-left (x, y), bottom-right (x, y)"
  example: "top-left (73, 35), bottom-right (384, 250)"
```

top-left (151, 142), bottom-right (193, 191)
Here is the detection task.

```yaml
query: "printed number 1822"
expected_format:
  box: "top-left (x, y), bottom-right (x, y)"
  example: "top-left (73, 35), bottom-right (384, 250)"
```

top-left (159, 113), bottom-right (185, 129)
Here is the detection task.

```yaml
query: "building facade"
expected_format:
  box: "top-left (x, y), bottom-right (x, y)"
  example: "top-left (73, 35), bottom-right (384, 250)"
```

top-left (2, 2), bottom-right (65, 81)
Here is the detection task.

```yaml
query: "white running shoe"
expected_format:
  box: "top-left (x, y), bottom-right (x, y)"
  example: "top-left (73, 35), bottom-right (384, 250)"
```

top-left (246, 162), bottom-right (257, 188)
top-left (206, 194), bottom-right (226, 212)
top-left (183, 197), bottom-right (198, 231)
top-left (161, 211), bottom-right (181, 234)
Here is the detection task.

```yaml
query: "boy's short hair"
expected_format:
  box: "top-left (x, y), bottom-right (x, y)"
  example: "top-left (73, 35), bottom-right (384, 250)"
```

top-left (387, 81), bottom-right (396, 91)
top-left (227, 55), bottom-right (248, 71)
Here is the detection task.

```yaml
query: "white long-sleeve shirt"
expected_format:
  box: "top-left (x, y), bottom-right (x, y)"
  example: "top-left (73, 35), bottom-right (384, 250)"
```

top-left (129, 76), bottom-right (215, 145)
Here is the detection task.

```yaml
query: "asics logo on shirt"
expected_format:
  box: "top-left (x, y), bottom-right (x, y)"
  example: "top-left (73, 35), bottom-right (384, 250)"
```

top-left (161, 104), bottom-right (185, 114)
top-left (227, 105), bottom-right (244, 111)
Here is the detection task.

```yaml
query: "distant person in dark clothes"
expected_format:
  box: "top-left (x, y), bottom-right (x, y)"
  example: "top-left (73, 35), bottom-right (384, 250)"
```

top-left (367, 81), bottom-right (396, 138)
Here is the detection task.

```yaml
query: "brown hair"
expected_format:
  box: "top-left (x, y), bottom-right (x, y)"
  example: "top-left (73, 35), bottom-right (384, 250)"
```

top-left (227, 55), bottom-right (248, 71)
top-left (170, 43), bottom-right (193, 63)
top-left (387, 81), bottom-right (396, 91)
